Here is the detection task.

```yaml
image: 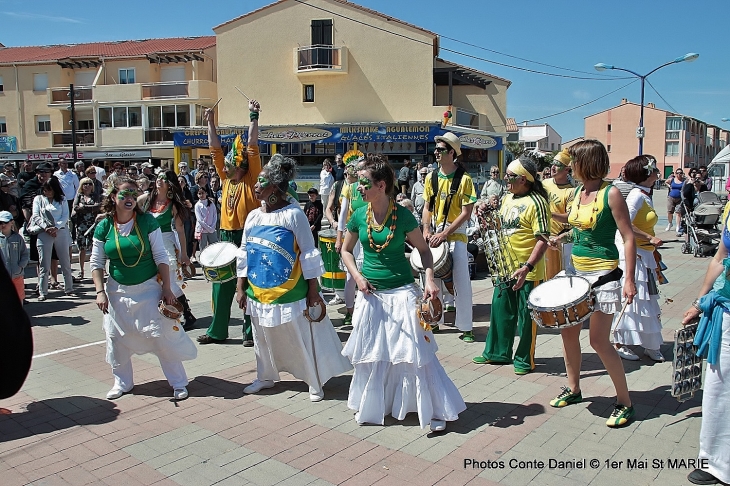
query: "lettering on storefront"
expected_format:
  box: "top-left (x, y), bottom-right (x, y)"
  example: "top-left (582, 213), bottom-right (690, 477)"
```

top-left (459, 134), bottom-right (498, 149)
top-left (259, 127), bottom-right (333, 142)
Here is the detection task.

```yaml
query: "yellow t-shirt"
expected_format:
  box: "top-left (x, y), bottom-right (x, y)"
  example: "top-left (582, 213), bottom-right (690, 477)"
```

top-left (422, 169), bottom-right (477, 243)
top-left (722, 200), bottom-right (730, 227)
top-left (211, 145), bottom-right (262, 231)
top-left (542, 177), bottom-right (575, 236)
top-left (499, 192), bottom-right (551, 282)
top-left (339, 182), bottom-right (366, 222)
top-left (625, 188), bottom-right (657, 252)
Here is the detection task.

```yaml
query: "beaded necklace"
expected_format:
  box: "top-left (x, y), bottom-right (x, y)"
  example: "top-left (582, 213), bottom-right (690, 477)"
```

top-left (226, 180), bottom-right (243, 211)
top-left (113, 214), bottom-right (146, 268)
top-left (367, 200), bottom-right (398, 253)
top-left (150, 197), bottom-right (170, 214)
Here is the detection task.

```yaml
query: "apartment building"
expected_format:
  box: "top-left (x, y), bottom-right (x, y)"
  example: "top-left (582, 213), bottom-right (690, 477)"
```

top-left (517, 122), bottom-right (562, 153)
top-left (0, 37), bottom-right (217, 166)
top-left (172, 0), bottom-right (511, 187)
top-left (585, 98), bottom-right (730, 178)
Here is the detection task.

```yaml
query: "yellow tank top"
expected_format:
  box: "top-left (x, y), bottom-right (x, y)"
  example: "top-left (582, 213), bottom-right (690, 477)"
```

top-left (633, 200), bottom-right (658, 252)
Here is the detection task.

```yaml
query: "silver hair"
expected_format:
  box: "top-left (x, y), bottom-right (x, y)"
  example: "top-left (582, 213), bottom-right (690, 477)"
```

top-left (74, 161), bottom-right (85, 169)
top-left (264, 154), bottom-right (297, 192)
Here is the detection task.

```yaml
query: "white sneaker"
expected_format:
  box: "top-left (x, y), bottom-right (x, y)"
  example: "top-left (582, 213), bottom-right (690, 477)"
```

top-left (173, 387), bottom-right (189, 400)
top-left (309, 386), bottom-right (324, 402)
top-left (243, 379), bottom-right (275, 394)
top-left (106, 384), bottom-right (133, 400)
top-left (644, 348), bottom-right (665, 362)
top-left (665, 223), bottom-right (672, 232)
top-left (616, 346), bottom-right (640, 361)
top-left (328, 295), bottom-right (344, 306)
top-left (430, 419), bottom-right (446, 432)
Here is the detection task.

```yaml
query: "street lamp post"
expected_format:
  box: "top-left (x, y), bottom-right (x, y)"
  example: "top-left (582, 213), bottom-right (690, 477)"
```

top-left (595, 53), bottom-right (699, 156)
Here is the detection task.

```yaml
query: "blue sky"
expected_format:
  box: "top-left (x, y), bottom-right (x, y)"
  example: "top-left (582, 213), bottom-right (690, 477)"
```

top-left (1, 0), bottom-right (727, 142)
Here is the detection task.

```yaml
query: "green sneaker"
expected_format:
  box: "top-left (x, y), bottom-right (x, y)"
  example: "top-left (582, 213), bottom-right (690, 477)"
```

top-left (514, 368), bottom-right (532, 375)
top-left (472, 356), bottom-right (510, 365)
top-left (550, 386), bottom-right (582, 408)
top-left (606, 404), bottom-right (634, 428)
top-left (431, 324), bottom-right (440, 333)
top-left (460, 331), bottom-right (475, 343)
top-left (445, 305), bottom-right (456, 312)
top-left (343, 312), bottom-right (352, 326)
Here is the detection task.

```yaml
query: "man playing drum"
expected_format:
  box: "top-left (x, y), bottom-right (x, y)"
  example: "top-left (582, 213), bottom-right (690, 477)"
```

top-left (197, 100), bottom-right (261, 346)
top-left (542, 149), bottom-right (576, 279)
top-left (473, 159), bottom-right (550, 375)
top-left (422, 132), bottom-right (477, 343)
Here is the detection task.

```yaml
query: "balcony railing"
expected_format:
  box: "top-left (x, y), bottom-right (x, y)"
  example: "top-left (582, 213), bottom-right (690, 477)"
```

top-left (144, 128), bottom-right (174, 144)
top-left (455, 108), bottom-right (480, 130)
top-left (295, 45), bottom-right (347, 74)
top-left (142, 82), bottom-right (189, 99)
top-left (49, 86), bottom-right (93, 105)
top-left (51, 130), bottom-right (95, 147)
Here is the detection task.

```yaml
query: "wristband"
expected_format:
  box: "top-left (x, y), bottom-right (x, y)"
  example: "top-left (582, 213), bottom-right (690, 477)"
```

top-left (691, 298), bottom-right (701, 311)
top-left (522, 261), bottom-right (534, 272)
top-left (250, 111), bottom-right (259, 121)
top-left (97, 290), bottom-right (105, 295)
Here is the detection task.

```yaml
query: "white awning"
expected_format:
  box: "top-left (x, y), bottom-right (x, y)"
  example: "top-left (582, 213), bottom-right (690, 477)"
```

top-left (711, 145), bottom-right (730, 165)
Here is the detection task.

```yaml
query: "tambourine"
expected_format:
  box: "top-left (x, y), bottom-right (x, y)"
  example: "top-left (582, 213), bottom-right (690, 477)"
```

top-left (159, 299), bottom-right (184, 320)
top-left (304, 300), bottom-right (326, 323)
top-left (417, 296), bottom-right (442, 330)
top-left (182, 262), bottom-right (196, 279)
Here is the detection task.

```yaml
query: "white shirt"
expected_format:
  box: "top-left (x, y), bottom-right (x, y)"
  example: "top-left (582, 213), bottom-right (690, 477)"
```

top-left (54, 169), bottom-right (79, 201)
top-left (319, 169), bottom-right (334, 196)
top-left (95, 166), bottom-right (107, 181)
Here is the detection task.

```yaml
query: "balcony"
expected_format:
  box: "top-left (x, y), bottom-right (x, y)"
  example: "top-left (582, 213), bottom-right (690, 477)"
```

top-left (142, 82), bottom-right (189, 99)
top-left (48, 86), bottom-right (93, 106)
top-left (144, 128), bottom-right (174, 144)
top-left (294, 45), bottom-right (348, 75)
top-left (51, 130), bottom-right (95, 147)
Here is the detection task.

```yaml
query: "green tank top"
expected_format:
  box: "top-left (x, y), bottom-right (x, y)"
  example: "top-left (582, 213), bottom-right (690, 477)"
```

top-left (151, 202), bottom-right (173, 233)
top-left (569, 182), bottom-right (619, 264)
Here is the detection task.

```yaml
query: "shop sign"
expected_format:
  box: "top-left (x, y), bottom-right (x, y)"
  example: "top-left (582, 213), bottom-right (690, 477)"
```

top-left (259, 127), bottom-right (333, 143)
top-left (0, 136), bottom-right (18, 153)
top-left (458, 133), bottom-right (500, 150)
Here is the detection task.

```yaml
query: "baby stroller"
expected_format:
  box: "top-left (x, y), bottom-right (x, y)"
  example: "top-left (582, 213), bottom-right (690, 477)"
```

top-left (681, 191), bottom-right (723, 257)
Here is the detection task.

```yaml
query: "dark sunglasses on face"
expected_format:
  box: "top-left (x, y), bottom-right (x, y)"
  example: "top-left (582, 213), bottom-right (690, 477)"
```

top-left (434, 146), bottom-right (449, 153)
top-left (504, 173), bottom-right (521, 181)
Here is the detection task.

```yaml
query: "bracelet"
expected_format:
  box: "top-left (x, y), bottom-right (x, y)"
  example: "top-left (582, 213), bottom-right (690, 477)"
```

top-left (522, 261), bottom-right (534, 271)
top-left (250, 111), bottom-right (259, 121)
top-left (96, 290), bottom-right (105, 295)
top-left (692, 298), bottom-right (701, 311)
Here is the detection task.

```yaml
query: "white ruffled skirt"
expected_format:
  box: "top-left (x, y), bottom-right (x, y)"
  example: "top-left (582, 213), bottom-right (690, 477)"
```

top-left (248, 297), bottom-right (353, 393)
top-left (571, 268), bottom-right (622, 315)
top-left (612, 247), bottom-right (663, 349)
top-left (104, 276), bottom-right (197, 368)
top-left (161, 231), bottom-right (185, 298)
top-left (342, 283), bottom-right (466, 428)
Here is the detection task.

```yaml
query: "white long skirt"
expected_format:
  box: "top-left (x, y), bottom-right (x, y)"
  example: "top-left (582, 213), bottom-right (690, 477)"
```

top-left (161, 231), bottom-right (185, 298)
top-left (699, 312), bottom-right (730, 484)
top-left (342, 283), bottom-right (466, 428)
top-left (104, 276), bottom-right (197, 368)
top-left (613, 247), bottom-right (663, 349)
top-left (249, 298), bottom-right (353, 393)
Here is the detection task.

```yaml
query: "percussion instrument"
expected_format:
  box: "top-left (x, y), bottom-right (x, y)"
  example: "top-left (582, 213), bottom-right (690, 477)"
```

top-left (671, 323), bottom-right (703, 402)
top-left (199, 242), bottom-right (238, 283)
top-left (304, 299), bottom-right (326, 323)
top-left (181, 262), bottom-right (197, 279)
top-left (417, 296), bottom-right (443, 331)
top-left (410, 242), bottom-right (455, 295)
top-left (318, 229), bottom-right (346, 291)
top-left (475, 206), bottom-right (520, 295)
top-left (544, 245), bottom-right (563, 281)
top-left (159, 299), bottom-right (184, 321)
top-left (527, 275), bottom-right (594, 329)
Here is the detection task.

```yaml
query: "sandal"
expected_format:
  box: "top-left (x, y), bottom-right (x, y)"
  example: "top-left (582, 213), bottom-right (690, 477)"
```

top-left (196, 334), bottom-right (226, 345)
top-left (49, 281), bottom-right (61, 290)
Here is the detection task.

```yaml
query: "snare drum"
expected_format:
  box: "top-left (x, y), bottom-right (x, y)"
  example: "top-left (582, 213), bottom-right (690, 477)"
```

top-left (410, 242), bottom-right (454, 295)
top-left (318, 229), bottom-right (346, 291)
top-left (527, 276), bottom-right (594, 329)
top-left (199, 242), bottom-right (238, 283)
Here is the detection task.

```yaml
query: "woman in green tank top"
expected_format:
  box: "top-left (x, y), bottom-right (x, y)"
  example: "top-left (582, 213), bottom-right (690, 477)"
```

top-left (550, 140), bottom-right (638, 429)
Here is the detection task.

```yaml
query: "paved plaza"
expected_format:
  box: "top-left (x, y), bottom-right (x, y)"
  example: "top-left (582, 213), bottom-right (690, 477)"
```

top-left (0, 215), bottom-right (709, 486)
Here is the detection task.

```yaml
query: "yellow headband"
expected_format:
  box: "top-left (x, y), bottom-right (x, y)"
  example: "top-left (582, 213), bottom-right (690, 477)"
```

top-left (553, 148), bottom-right (572, 167)
top-left (507, 160), bottom-right (534, 182)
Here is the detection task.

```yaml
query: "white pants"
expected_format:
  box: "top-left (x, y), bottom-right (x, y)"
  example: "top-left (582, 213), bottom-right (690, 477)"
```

top-left (344, 241), bottom-right (362, 309)
top-left (111, 356), bottom-right (189, 391)
top-left (436, 240), bottom-right (472, 331)
top-left (37, 227), bottom-right (73, 295)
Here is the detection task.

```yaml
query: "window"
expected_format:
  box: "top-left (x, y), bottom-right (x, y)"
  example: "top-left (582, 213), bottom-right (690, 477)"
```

top-left (551, 143), bottom-right (555, 151)
top-left (119, 68), bottom-right (135, 84)
top-left (665, 141), bottom-right (679, 156)
top-left (524, 141), bottom-right (536, 149)
top-left (147, 105), bottom-right (190, 128)
top-left (303, 84), bottom-right (315, 103)
top-left (607, 145), bottom-right (611, 152)
top-left (310, 19), bottom-right (333, 67)
top-left (36, 115), bottom-right (51, 132)
top-left (666, 131), bottom-right (680, 140)
top-left (98, 106), bottom-right (142, 128)
top-left (666, 117), bottom-right (682, 131)
top-left (607, 124), bottom-right (611, 132)
top-left (33, 73), bottom-right (48, 92)
top-left (0, 117), bottom-right (6, 133)
top-left (77, 120), bottom-right (93, 131)
top-left (0, 76), bottom-right (3, 92)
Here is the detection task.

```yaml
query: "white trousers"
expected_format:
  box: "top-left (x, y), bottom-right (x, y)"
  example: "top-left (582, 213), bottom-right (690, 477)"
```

top-left (37, 227), bottom-right (74, 295)
top-left (111, 356), bottom-right (189, 391)
top-left (436, 240), bottom-right (473, 331)
top-left (344, 241), bottom-right (362, 309)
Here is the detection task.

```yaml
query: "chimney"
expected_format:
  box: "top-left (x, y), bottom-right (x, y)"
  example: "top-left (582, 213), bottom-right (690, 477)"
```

top-left (621, 98), bottom-right (628, 104)
top-left (647, 103), bottom-right (655, 109)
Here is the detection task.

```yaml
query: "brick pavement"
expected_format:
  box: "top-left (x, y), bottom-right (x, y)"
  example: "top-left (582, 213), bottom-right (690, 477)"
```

top-left (0, 220), bottom-right (708, 486)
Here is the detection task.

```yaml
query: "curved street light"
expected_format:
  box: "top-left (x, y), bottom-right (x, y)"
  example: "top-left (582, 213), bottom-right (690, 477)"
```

top-left (594, 53), bottom-right (699, 155)
top-left (722, 118), bottom-right (730, 122)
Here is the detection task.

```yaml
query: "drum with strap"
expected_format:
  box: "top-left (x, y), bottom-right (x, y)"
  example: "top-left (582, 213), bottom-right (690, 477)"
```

top-left (410, 242), bottom-right (454, 295)
top-left (527, 275), bottom-right (594, 329)
top-left (318, 229), bottom-right (346, 291)
top-left (199, 242), bottom-right (239, 284)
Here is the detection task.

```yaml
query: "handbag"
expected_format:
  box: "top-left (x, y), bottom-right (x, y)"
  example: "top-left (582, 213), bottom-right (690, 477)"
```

top-left (26, 198), bottom-right (55, 236)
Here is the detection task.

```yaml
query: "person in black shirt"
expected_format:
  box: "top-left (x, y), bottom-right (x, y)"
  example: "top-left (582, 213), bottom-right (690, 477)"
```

top-left (332, 154), bottom-right (345, 182)
top-left (17, 161), bottom-right (35, 189)
top-left (304, 187), bottom-right (324, 245)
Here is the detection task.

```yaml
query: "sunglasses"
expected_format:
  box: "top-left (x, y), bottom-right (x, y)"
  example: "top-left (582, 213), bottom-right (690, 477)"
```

top-left (0, 221), bottom-right (11, 225)
top-left (88, 171), bottom-right (96, 175)
top-left (551, 161), bottom-right (567, 169)
top-left (358, 176), bottom-right (373, 189)
top-left (434, 146), bottom-right (449, 153)
top-left (504, 173), bottom-right (521, 181)
top-left (82, 182), bottom-right (92, 186)
top-left (117, 189), bottom-right (138, 200)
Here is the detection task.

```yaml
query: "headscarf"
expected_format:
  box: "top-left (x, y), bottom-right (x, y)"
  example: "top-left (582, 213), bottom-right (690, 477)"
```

top-left (553, 148), bottom-right (572, 167)
top-left (224, 134), bottom-right (248, 170)
top-left (507, 160), bottom-right (534, 182)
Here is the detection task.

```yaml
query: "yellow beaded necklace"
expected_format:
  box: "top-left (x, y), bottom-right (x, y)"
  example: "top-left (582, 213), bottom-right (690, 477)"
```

top-left (367, 200), bottom-right (398, 253)
top-left (113, 214), bottom-right (146, 268)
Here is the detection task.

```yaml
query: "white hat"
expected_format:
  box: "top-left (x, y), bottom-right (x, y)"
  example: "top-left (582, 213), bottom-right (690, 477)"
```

top-left (141, 162), bottom-right (154, 169)
top-left (0, 210), bottom-right (13, 223)
top-left (434, 132), bottom-right (462, 156)
top-left (178, 161), bottom-right (188, 167)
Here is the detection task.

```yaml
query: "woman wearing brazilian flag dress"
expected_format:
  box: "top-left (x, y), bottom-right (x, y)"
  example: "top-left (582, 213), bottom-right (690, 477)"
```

top-left (236, 155), bottom-right (352, 402)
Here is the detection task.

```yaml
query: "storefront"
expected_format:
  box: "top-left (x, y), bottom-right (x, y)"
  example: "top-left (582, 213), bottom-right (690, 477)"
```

top-left (171, 122), bottom-right (505, 192)
top-left (0, 150), bottom-right (156, 171)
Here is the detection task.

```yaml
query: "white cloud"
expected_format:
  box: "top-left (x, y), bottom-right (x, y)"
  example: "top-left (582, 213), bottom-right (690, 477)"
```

top-left (2, 12), bottom-right (83, 24)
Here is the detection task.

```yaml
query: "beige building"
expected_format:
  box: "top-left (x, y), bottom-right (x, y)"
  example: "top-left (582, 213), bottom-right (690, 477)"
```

top-left (0, 37), bottom-right (217, 166)
top-left (585, 98), bottom-right (730, 178)
top-left (204, 0), bottom-right (510, 186)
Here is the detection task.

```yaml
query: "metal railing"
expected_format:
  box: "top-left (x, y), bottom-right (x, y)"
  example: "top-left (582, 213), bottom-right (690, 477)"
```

top-left (455, 108), bottom-right (479, 130)
top-left (141, 82), bottom-right (189, 99)
top-left (49, 86), bottom-right (93, 104)
top-left (296, 45), bottom-right (343, 71)
top-left (52, 130), bottom-right (95, 146)
top-left (144, 128), bottom-right (174, 144)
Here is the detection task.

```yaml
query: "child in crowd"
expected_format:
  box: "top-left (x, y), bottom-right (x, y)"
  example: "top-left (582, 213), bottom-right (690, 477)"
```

top-left (0, 211), bottom-right (29, 304)
top-left (194, 186), bottom-right (218, 254)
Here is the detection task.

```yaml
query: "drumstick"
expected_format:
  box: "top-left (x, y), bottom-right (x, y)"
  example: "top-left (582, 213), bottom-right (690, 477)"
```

top-left (610, 299), bottom-right (630, 337)
top-left (235, 86), bottom-right (262, 111)
top-left (211, 98), bottom-right (222, 110)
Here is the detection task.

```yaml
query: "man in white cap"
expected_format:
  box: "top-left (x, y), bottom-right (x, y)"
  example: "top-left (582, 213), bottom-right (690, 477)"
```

top-left (178, 161), bottom-right (194, 187)
top-left (422, 132), bottom-right (477, 343)
top-left (141, 162), bottom-right (155, 181)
